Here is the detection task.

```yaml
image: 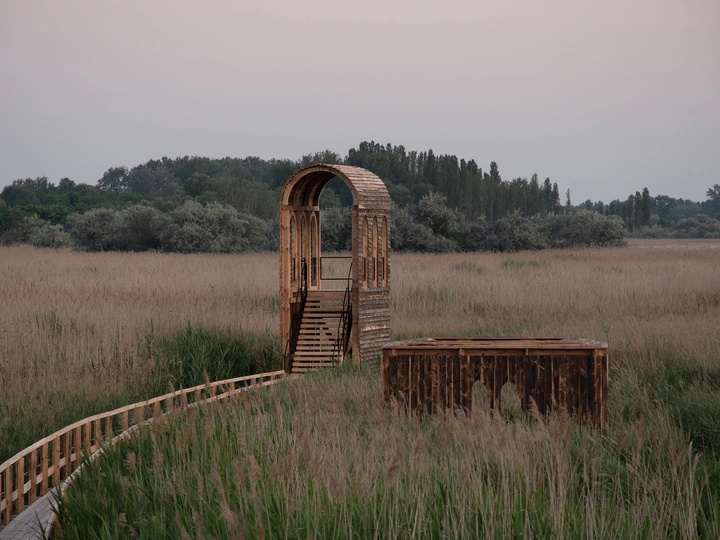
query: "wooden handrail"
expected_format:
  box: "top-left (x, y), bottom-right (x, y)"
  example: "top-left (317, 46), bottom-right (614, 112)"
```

top-left (0, 370), bottom-right (286, 528)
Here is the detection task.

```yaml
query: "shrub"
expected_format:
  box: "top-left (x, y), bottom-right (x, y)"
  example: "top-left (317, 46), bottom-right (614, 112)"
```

top-left (156, 201), bottom-right (268, 253)
top-left (113, 205), bottom-right (162, 251)
top-left (486, 211), bottom-right (549, 252)
top-left (1, 215), bottom-right (72, 248)
top-left (320, 207), bottom-right (352, 252)
top-left (66, 208), bottom-right (119, 251)
top-left (672, 214), bottom-right (720, 239)
top-left (549, 210), bottom-right (627, 248)
top-left (391, 206), bottom-right (457, 253)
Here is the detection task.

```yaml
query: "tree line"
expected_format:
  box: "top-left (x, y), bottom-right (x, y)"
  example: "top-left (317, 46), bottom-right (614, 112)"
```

top-left (2, 141), bottom-right (715, 252)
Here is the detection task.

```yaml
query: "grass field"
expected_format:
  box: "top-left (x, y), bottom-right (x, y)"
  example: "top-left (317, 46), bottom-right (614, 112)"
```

top-left (1, 240), bottom-right (719, 536)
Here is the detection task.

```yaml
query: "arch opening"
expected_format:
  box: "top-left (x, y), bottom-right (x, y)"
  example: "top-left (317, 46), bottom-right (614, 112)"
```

top-left (279, 164), bottom-right (391, 371)
top-left (500, 381), bottom-right (523, 422)
top-left (471, 381), bottom-right (492, 416)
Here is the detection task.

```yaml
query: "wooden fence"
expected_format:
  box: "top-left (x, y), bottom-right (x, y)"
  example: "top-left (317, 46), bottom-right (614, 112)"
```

top-left (0, 370), bottom-right (285, 529)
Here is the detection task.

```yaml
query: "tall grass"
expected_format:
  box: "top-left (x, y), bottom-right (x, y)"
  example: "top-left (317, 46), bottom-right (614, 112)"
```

top-left (149, 323), bottom-right (281, 392)
top-left (0, 247), bottom-right (281, 461)
top-left (55, 364), bottom-right (719, 539)
top-left (1, 240), bottom-right (720, 535)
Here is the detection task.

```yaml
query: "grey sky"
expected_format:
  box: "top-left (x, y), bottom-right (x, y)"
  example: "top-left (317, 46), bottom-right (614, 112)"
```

top-left (1, 0), bottom-right (718, 203)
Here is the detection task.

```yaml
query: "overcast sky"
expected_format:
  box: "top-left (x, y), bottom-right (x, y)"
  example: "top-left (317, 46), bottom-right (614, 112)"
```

top-left (1, 0), bottom-right (718, 203)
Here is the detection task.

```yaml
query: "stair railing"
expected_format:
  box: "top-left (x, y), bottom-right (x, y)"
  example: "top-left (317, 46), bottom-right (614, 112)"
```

top-left (331, 262), bottom-right (353, 364)
top-left (284, 258), bottom-right (308, 373)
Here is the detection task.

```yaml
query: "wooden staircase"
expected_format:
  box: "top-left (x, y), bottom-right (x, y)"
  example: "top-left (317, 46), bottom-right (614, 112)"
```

top-left (290, 290), bottom-right (350, 373)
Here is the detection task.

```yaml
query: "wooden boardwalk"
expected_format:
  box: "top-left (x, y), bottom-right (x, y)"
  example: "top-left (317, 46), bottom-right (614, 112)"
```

top-left (0, 371), bottom-right (285, 538)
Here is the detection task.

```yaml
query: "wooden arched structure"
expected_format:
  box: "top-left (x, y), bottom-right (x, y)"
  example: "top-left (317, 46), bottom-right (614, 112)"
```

top-left (280, 164), bottom-right (391, 373)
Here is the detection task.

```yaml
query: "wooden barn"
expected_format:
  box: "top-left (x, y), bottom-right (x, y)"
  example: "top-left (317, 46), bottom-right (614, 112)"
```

top-left (279, 164), bottom-right (391, 373)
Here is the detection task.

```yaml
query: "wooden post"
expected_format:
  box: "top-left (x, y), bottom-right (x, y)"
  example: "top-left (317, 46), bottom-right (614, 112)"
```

top-left (16, 457), bottom-right (24, 514)
top-left (28, 449), bottom-right (37, 504)
top-left (1, 465), bottom-right (10, 524)
top-left (40, 442), bottom-right (49, 496)
top-left (52, 435), bottom-right (61, 487)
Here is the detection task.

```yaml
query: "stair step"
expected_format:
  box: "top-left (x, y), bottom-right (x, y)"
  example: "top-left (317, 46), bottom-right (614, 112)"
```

top-left (292, 362), bottom-right (338, 367)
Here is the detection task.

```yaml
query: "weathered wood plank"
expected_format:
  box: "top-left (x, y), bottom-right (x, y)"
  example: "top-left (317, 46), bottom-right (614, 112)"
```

top-left (382, 339), bottom-right (608, 429)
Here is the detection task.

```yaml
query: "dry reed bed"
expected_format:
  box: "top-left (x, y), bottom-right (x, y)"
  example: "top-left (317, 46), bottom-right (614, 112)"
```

top-left (1, 241), bottom-right (719, 459)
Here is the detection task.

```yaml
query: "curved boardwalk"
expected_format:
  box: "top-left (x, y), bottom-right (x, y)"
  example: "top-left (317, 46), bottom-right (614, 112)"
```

top-left (0, 371), bottom-right (285, 539)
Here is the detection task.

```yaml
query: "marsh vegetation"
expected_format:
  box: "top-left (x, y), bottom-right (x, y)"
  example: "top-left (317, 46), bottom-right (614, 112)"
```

top-left (1, 240), bottom-right (719, 537)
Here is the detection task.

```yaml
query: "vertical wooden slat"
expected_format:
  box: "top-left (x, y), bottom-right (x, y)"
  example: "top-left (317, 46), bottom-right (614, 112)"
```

top-left (73, 426), bottom-right (81, 469)
top-left (452, 355), bottom-right (461, 411)
top-left (552, 356), bottom-right (560, 413)
top-left (423, 355), bottom-right (433, 413)
top-left (510, 355), bottom-right (521, 410)
top-left (430, 355), bottom-right (439, 414)
top-left (94, 419), bottom-right (102, 451)
top-left (84, 421), bottom-right (92, 454)
top-left (602, 352), bottom-right (609, 431)
top-left (542, 355), bottom-right (553, 417)
top-left (532, 356), bottom-right (544, 416)
top-left (400, 355), bottom-right (410, 409)
top-left (1, 465), bottom-right (10, 524)
top-left (52, 435), bottom-right (61, 487)
top-left (438, 355), bottom-right (447, 411)
top-left (522, 356), bottom-right (535, 413)
top-left (587, 351), bottom-right (599, 427)
top-left (16, 456), bottom-right (24, 514)
top-left (135, 405), bottom-right (145, 426)
top-left (105, 416), bottom-right (113, 442)
top-left (28, 449), bottom-right (37, 504)
top-left (40, 442), bottom-right (49, 496)
top-left (389, 354), bottom-right (398, 406)
top-left (381, 352), bottom-right (390, 405)
top-left (404, 356), bottom-right (415, 412)
top-left (558, 356), bottom-right (569, 413)
top-left (153, 401), bottom-right (162, 419)
top-left (459, 355), bottom-right (469, 411)
top-left (120, 410), bottom-right (129, 432)
top-left (417, 354), bottom-right (426, 411)
top-left (567, 358), bottom-right (578, 415)
top-left (411, 356), bottom-right (420, 414)
top-left (483, 357), bottom-right (495, 410)
top-left (578, 353), bottom-right (589, 423)
top-left (62, 431), bottom-right (70, 479)
top-left (0, 465), bottom-right (12, 525)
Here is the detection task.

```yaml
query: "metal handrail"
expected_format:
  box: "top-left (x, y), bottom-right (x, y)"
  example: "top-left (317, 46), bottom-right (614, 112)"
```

top-left (284, 259), bottom-right (308, 373)
top-left (331, 262), bottom-right (353, 364)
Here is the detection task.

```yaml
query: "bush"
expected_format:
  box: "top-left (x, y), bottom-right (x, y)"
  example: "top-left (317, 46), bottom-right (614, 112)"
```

top-left (672, 214), bottom-right (720, 239)
top-left (485, 212), bottom-right (548, 252)
top-left (1, 215), bottom-right (72, 248)
top-left (156, 201), bottom-right (268, 253)
top-left (549, 211), bottom-right (627, 248)
top-left (66, 208), bottom-right (119, 251)
top-left (391, 206), bottom-right (457, 253)
top-left (114, 205), bottom-right (162, 251)
top-left (320, 207), bottom-right (352, 252)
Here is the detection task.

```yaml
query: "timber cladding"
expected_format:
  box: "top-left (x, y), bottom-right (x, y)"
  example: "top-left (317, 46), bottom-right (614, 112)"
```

top-left (382, 338), bottom-right (609, 431)
top-left (280, 164), bottom-right (392, 372)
